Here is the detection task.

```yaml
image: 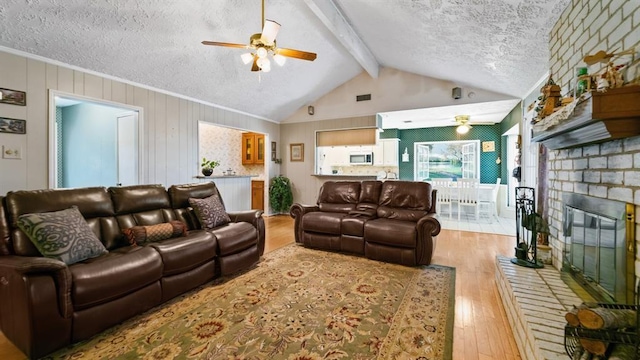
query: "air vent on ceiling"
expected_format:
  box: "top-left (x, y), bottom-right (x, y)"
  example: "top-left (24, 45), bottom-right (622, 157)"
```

top-left (356, 94), bottom-right (371, 102)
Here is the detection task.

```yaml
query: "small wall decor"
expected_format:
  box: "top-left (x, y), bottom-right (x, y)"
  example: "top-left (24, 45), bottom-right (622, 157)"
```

top-left (290, 143), bottom-right (304, 162)
top-left (0, 117), bottom-right (26, 134)
top-left (271, 141), bottom-right (276, 161)
top-left (482, 141), bottom-right (495, 152)
top-left (0, 88), bottom-right (26, 106)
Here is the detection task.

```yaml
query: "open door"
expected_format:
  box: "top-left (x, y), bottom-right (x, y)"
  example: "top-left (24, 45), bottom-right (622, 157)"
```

top-left (117, 113), bottom-right (139, 186)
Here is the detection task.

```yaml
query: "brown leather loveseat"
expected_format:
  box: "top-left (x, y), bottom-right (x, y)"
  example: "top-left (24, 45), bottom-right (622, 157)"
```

top-left (290, 180), bottom-right (440, 266)
top-left (0, 182), bottom-right (264, 359)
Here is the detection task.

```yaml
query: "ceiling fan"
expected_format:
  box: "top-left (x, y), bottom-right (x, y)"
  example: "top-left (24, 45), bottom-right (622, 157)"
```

top-left (454, 115), bottom-right (472, 134)
top-left (201, 0), bottom-right (317, 73)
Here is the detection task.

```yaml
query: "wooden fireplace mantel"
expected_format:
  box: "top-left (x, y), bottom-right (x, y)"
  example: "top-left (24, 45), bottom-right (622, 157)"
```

top-left (531, 86), bottom-right (640, 150)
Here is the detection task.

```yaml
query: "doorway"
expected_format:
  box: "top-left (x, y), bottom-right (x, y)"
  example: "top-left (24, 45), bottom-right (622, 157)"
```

top-left (48, 90), bottom-right (144, 188)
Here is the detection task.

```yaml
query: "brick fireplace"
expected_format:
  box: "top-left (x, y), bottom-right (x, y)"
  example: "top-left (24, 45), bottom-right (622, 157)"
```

top-left (545, 137), bottom-right (640, 303)
top-left (495, 1), bottom-right (640, 358)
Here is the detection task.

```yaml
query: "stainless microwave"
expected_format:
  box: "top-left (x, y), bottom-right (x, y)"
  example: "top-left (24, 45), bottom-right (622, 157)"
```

top-left (350, 152), bottom-right (373, 165)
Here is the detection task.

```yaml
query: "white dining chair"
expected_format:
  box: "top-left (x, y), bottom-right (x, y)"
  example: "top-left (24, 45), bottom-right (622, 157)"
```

top-left (479, 178), bottom-right (500, 222)
top-left (457, 178), bottom-right (479, 221)
top-left (432, 179), bottom-right (453, 218)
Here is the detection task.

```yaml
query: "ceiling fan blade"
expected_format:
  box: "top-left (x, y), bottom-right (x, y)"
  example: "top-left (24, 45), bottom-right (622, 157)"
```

top-left (251, 57), bottom-right (260, 72)
top-left (201, 41), bottom-right (248, 49)
top-left (260, 20), bottom-right (280, 44)
top-left (276, 48), bottom-right (317, 61)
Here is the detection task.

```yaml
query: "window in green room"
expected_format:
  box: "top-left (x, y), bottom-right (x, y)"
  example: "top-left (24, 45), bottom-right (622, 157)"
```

top-left (413, 140), bottom-right (479, 181)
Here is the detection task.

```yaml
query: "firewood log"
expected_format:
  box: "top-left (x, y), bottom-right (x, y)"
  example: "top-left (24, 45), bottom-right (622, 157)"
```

top-left (608, 344), bottom-right (636, 360)
top-left (579, 339), bottom-right (608, 356)
top-left (577, 307), bottom-right (636, 329)
top-left (566, 303), bottom-right (599, 327)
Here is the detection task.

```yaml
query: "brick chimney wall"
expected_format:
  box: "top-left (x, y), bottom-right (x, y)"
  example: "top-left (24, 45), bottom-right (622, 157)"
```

top-left (545, 0), bottom-right (640, 274)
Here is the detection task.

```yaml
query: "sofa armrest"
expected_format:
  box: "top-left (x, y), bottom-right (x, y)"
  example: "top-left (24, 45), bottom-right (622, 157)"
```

top-left (415, 214), bottom-right (442, 266)
top-left (0, 256), bottom-right (73, 319)
top-left (227, 210), bottom-right (265, 256)
top-left (289, 204), bottom-right (320, 243)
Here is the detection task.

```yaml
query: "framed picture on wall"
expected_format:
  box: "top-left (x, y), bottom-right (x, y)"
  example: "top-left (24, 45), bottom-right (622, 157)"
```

top-left (290, 143), bottom-right (304, 162)
top-left (0, 117), bottom-right (26, 134)
top-left (0, 88), bottom-right (26, 106)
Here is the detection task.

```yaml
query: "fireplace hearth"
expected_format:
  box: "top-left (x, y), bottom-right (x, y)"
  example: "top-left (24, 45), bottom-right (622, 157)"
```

top-left (561, 192), bottom-right (635, 304)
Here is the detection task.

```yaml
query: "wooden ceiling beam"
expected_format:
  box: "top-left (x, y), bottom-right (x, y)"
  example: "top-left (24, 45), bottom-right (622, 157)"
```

top-left (303, 0), bottom-right (379, 78)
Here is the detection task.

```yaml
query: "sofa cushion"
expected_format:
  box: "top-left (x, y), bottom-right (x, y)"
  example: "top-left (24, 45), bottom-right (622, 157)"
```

top-left (17, 206), bottom-right (108, 265)
top-left (364, 218), bottom-right (417, 248)
top-left (317, 181), bottom-right (360, 213)
top-left (341, 215), bottom-right (369, 237)
top-left (211, 222), bottom-right (257, 256)
top-left (189, 194), bottom-right (230, 229)
top-left (70, 246), bottom-right (162, 310)
top-left (302, 212), bottom-right (347, 235)
top-left (149, 230), bottom-right (217, 276)
top-left (377, 181), bottom-right (432, 221)
top-left (168, 182), bottom-right (219, 209)
top-left (109, 185), bottom-right (170, 214)
top-left (123, 221), bottom-right (188, 246)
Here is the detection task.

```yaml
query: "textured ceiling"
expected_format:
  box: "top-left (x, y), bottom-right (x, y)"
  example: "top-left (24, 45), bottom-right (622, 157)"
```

top-left (0, 0), bottom-right (569, 122)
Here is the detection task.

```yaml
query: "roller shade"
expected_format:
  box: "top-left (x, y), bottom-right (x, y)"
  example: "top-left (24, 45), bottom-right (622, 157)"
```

top-left (316, 128), bottom-right (376, 146)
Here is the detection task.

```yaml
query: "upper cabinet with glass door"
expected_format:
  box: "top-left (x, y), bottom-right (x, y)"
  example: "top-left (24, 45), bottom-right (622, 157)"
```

top-left (242, 132), bottom-right (265, 165)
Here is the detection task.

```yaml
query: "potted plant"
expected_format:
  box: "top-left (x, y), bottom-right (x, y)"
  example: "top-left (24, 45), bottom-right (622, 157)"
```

top-left (201, 157), bottom-right (220, 176)
top-left (269, 175), bottom-right (293, 214)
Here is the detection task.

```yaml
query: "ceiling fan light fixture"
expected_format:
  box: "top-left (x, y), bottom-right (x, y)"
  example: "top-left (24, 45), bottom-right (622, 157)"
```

top-left (256, 47), bottom-right (268, 59)
top-left (260, 19), bottom-right (281, 44)
top-left (273, 53), bottom-right (286, 66)
top-left (257, 57), bottom-right (271, 72)
top-left (454, 115), bottom-right (471, 134)
top-left (241, 52), bottom-right (254, 64)
top-left (456, 124), bottom-right (470, 134)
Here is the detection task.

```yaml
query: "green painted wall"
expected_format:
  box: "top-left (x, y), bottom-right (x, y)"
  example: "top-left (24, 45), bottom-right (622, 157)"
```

top-left (396, 124), bottom-right (503, 183)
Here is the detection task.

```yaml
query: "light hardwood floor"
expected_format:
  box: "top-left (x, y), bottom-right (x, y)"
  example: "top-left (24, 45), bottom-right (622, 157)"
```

top-left (0, 215), bottom-right (520, 359)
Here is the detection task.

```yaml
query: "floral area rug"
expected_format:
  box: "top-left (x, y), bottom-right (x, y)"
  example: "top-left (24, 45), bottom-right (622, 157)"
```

top-left (47, 244), bottom-right (455, 360)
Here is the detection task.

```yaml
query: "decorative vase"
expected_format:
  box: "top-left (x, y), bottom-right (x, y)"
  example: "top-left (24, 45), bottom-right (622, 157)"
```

top-left (202, 168), bottom-right (213, 176)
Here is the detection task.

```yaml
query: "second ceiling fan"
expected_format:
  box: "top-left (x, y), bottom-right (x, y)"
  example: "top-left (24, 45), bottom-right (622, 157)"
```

top-left (202, 0), bottom-right (317, 72)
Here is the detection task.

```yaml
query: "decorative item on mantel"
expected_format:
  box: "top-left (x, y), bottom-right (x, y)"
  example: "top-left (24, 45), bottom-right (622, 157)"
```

top-left (533, 75), bottom-right (562, 123)
top-left (200, 158), bottom-right (220, 176)
top-left (584, 47), bottom-right (639, 92)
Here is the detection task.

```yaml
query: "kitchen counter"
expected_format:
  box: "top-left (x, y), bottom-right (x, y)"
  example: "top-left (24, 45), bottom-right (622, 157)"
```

top-left (195, 174), bottom-right (259, 179)
top-left (312, 174), bottom-right (378, 179)
top-left (194, 175), bottom-right (260, 211)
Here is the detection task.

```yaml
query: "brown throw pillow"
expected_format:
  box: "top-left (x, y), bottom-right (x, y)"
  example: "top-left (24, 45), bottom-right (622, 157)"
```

top-left (123, 220), bottom-right (188, 246)
top-left (189, 194), bottom-right (230, 229)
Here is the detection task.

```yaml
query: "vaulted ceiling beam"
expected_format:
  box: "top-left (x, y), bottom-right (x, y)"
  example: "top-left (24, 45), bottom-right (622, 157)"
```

top-left (303, 0), bottom-right (379, 78)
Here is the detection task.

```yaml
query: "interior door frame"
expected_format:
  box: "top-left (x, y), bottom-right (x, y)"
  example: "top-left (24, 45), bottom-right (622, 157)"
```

top-left (48, 89), bottom-right (145, 188)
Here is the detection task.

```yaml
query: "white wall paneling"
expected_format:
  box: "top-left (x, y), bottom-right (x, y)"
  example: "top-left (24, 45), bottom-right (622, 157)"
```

top-left (0, 49), bottom-right (280, 203)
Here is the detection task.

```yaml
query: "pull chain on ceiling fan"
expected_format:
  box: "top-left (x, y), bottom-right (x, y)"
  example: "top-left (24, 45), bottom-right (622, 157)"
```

top-left (201, 0), bottom-right (317, 73)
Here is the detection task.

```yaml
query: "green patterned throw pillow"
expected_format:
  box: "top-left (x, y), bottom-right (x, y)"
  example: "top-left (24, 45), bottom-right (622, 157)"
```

top-left (189, 194), bottom-right (230, 229)
top-left (17, 206), bottom-right (108, 265)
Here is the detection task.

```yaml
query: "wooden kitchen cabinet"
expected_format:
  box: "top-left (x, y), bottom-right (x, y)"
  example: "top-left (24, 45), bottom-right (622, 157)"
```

top-left (251, 180), bottom-right (265, 210)
top-left (242, 133), bottom-right (265, 165)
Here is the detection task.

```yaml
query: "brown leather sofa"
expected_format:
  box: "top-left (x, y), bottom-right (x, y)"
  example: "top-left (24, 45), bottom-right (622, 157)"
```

top-left (0, 182), bottom-right (264, 359)
top-left (290, 180), bottom-right (441, 266)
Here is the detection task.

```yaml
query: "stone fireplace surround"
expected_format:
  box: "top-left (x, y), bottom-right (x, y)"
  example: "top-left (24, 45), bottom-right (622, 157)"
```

top-left (496, 136), bottom-right (640, 359)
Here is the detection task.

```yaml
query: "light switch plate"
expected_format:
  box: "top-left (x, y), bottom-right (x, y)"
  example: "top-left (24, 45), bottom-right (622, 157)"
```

top-left (2, 146), bottom-right (22, 159)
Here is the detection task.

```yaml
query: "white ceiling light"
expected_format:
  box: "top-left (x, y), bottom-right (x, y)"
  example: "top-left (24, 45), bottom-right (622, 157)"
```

top-left (455, 115), bottom-right (471, 134)
top-left (240, 53), bottom-right (254, 64)
top-left (273, 53), bottom-right (287, 66)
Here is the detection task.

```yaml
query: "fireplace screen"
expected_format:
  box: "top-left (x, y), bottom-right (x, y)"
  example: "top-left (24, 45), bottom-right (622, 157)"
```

top-left (562, 193), bottom-right (634, 303)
